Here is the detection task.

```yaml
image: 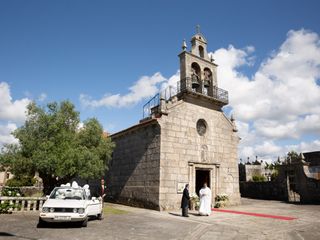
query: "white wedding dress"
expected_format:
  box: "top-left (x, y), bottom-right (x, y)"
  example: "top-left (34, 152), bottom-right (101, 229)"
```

top-left (199, 187), bottom-right (212, 216)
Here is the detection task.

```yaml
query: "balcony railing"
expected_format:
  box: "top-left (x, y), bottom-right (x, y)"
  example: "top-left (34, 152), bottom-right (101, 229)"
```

top-left (142, 77), bottom-right (228, 118)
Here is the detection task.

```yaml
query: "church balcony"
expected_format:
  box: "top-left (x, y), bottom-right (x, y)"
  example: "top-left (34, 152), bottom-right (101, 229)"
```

top-left (178, 77), bottom-right (229, 105)
top-left (142, 77), bottom-right (228, 119)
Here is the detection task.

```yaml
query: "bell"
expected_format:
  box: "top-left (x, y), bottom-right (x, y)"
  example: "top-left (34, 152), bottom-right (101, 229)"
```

top-left (204, 80), bottom-right (210, 88)
top-left (191, 78), bottom-right (200, 88)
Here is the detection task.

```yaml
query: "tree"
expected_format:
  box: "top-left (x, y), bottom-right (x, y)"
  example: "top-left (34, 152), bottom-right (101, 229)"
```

top-left (286, 150), bottom-right (300, 163)
top-left (252, 174), bottom-right (267, 182)
top-left (0, 101), bottom-right (115, 194)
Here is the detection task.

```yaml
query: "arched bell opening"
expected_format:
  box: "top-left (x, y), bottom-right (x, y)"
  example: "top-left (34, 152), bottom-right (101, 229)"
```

top-left (199, 45), bottom-right (204, 58)
top-left (203, 68), bottom-right (213, 96)
top-left (191, 62), bottom-right (201, 92)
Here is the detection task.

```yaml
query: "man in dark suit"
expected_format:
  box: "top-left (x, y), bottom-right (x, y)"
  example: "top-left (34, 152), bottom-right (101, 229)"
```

top-left (181, 184), bottom-right (190, 217)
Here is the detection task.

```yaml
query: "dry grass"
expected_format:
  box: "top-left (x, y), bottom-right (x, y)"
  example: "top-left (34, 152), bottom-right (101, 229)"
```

top-left (103, 205), bottom-right (129, 215)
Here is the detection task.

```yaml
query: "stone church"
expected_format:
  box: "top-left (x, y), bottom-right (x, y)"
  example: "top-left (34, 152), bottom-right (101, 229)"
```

top-left (107, 30), bottom-right (241, 210)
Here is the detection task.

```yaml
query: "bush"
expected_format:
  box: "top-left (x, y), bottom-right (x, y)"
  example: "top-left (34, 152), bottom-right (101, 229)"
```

top-left (190, 193), bottom-right (200, 210)
top-left (1, 187), bottom-right (22, 197)
top-left (271, 171), bottom-right (279, 181)
top-left (6, 176), bottom-right (36, 187)
top-left (215, 193), bottom-right (229, 202)
top-left (0, 200), bottom-right (20, 214)
top-left (214, 194), bottom-right (229, 208)
top-left (252, 175), bottom-right (267, 182)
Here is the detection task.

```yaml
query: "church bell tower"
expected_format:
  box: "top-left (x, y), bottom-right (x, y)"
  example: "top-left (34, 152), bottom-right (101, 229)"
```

top-left (178, 26), bottom-right (228, 107)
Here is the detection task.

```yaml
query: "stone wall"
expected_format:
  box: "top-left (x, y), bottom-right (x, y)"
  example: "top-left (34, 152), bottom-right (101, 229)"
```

top-left (106, 120), bottom-right (161, 210)
top-left (278, 163), bottom-right (320, 203)
top-left (239, 164), bottom-right (274, 181)
top-left (239, 181), bottom-right (288, 201)
top-left (0, 170), bottom-right (13, 186)
top-left (240, 162), bottom-right (320, 204)
top-left (158, 95), bottom-right (240, 210)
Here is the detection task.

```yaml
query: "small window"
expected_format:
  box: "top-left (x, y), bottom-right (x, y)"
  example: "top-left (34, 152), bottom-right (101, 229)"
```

top-left (199, 46), bottom-right (204, 58)
top-left (197, 119), bottom-right (207, 136)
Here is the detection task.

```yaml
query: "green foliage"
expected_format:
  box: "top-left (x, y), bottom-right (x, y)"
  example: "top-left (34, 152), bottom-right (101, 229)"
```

top-left (6, 176), bottom-right (36, 187)
top-left (0, 101), bottom-right (115, 193)
top-left (0, 201), bottom-right (15, 214)
top-left (1, 187), bottom-right (22, 197)
top-left (271, 171), bottom-right (279, 181)
top-left (214, 194), bottom-right (229, 208)
top-left (252, 175), bottom-right (267, 182)
top-left (286, 150), bottom-right (300, 163)
top-left (215, 193), bottom-right (229, 202)
top-left (265, 157), bottom-right (283, 171)
top-left (103, 205), bottom-right (129, 215)
top-left (214, 202), bottom-right (222, 208)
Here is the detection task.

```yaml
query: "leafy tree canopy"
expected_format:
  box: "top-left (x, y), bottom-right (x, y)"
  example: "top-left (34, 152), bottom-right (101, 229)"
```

top-left (286, 150), bottom-right (300, 162)
top-left (0, 101), bottom-right (115, 193)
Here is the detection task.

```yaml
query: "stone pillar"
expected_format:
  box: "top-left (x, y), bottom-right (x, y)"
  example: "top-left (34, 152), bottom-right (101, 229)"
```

top-left (215, 165), bottom-right (220, 197)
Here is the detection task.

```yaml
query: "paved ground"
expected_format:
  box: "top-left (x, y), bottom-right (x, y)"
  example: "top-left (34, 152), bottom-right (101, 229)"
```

top-left (0, 198), bottom-right (320, 240)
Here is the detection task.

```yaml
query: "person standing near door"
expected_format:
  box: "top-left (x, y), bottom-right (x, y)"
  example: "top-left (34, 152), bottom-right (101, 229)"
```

top-left (199, 183), bottom-right (212, 216)
top-left (181, 184), bottom-right (190, 217)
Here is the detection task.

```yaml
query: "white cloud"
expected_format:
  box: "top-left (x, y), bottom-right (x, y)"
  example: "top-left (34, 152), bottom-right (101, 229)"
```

top-left (0, 82), bottom-right (30, 123)
top-left (77, 122), bottom-right (84, 130)
top-left (80, 72), bottom-right (166, 108)
top-left (255, 141), bottom-right (283, 157)
top-left (212, 29), bottom-right (320, 161)
top-left (0, 123), bottom-right (18, 148)
top-left (287, 140), bottom-right (320, 153)
top-left (215, 29), bottom-right (320, 125)
top-left (38, 93), bottom-right (47, 102)
top-left (160, 70), bottom-right (180, 99)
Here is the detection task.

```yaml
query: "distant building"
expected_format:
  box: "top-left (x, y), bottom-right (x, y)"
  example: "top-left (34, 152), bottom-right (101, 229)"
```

top-left (240, 151), bottom-right (320, 203)
top-left (239, 161), bottom-right (274, 182)
top-left (107, 29), bottom-right (240, 210)
top-left (303, 151), bottom-right (320, 180)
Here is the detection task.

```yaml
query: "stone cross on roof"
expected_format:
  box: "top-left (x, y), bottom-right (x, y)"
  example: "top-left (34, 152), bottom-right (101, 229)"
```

top-left (196, 24), bottom-right (201, 34)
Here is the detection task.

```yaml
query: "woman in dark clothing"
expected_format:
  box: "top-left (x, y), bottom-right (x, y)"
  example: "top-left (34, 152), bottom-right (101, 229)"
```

top-left (181, 184), bottom-right (190, 217)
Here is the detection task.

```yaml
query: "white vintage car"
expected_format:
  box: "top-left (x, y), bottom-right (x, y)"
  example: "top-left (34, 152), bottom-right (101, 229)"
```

top-left (38, 185), bottom-right (103, 227)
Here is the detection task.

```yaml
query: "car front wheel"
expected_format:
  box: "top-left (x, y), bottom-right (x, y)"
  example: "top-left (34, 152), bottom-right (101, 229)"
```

top-left (81, 217), bottom-right (88, 227)
top-left (37, 217), bottom-right (47, 228)
top-left (97, 211), bottom-right (103, 220)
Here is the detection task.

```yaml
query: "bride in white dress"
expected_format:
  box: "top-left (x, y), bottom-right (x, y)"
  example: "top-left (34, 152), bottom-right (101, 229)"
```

top-left (199, 183), bottom-right (212, 216)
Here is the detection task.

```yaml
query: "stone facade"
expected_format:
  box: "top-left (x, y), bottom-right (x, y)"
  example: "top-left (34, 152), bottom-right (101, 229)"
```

top-left (107, 30), bottom-right (241, 210)
top-left (107, 120), bottom-right (161, 209)
top-left (158, 96), bottom-right (240, 210)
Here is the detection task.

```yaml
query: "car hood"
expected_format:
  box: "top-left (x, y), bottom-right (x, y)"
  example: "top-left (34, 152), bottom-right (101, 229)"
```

top-left (43, 199), bottom-right (86, 208)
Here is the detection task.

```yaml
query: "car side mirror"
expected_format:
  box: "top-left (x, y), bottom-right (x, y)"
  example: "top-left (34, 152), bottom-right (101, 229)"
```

top-left (46, 195), bottom-right (50, 199)
top-left (91, 197), bottom-right (96, 201)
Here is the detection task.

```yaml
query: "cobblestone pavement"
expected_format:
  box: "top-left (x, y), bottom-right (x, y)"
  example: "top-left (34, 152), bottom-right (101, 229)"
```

top-left (0, 198), bottom-right (320, 240)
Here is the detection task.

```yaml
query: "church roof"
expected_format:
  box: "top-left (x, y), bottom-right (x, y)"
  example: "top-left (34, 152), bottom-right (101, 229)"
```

top-left (110, 118), bottom-right (158, 139)
top-left (191, 33), bottom-right (207, 43)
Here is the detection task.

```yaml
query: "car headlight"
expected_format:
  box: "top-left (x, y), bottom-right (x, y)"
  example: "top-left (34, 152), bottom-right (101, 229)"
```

top-left (49, 208), bottom-right (55, 213)
top-left (78, 208), bottom-right (85, 214)
top-left (42, 207), bottom-right (48, 213)
top-left (73, 208), bottom-right (77, 213)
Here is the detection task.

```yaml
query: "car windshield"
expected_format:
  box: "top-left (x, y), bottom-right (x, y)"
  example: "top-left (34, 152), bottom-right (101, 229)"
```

top-left (50, 187), bottom-right (85, 200)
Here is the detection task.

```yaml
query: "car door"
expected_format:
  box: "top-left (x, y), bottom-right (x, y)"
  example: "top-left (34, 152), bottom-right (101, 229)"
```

top-left (86, 197), bottom-right (102, 216)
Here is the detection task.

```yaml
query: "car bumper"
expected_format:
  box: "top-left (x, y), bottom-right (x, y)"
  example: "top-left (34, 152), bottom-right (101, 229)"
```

top-left (39, 212), bottom-right (87, 223)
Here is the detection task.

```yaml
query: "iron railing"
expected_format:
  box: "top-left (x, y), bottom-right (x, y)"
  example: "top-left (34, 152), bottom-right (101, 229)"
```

top-left (142, 77), bottom-right (229, 118)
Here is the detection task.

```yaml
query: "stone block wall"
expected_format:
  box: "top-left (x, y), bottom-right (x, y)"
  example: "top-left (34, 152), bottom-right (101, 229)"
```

top-left (106, 121), bottom-right (161, 210)
top-left (239, 181), bottom-right (288, 201)
top-left (158, 96), bottom-right (240, 210)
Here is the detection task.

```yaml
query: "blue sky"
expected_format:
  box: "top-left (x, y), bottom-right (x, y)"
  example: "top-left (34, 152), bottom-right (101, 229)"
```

top-left (1, 0), bottom-right (320, 162)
